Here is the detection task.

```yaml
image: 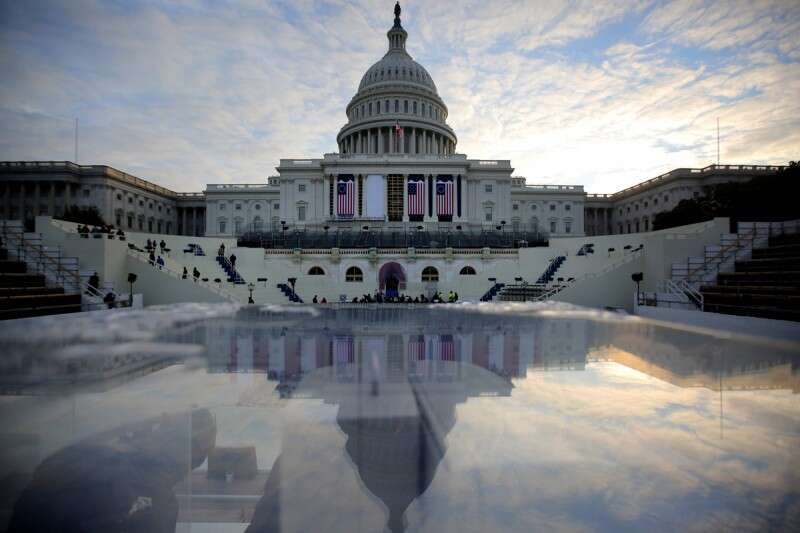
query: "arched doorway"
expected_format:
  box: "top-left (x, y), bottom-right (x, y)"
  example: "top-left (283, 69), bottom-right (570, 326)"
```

top-left (378, 262), bottom-right (406, 298)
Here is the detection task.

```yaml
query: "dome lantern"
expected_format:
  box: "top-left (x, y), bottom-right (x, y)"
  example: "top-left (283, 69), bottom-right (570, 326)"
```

top-left (387, 2), bottom-right (408, 53)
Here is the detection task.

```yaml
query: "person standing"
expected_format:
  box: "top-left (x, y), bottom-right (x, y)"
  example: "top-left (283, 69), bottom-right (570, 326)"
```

top-left (229, 253), bottom-right (237, 268)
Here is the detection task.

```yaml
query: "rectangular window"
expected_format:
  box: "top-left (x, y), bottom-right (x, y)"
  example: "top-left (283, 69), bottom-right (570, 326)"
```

top-left (274, 203), bottom-right (279, 210)
top-left (82, 189), bottom-right (90, 197)
top-left (484, 207), bottom-right (492, 221)
top-left (404, 100), bottom-right (408, 113)
top-left (484, 184), bottom-right (492, 193)
top-left (394, 100), bottom-right (399, 112)
top-left (369, 103), bottom-right (372, 116)
top-left (565, 222), bottom-right (571, 234)
top-left (413, 101), bottom-right (417, 114)
top-left (235, 203), bottom-right (242, 210)
top-left (565, 204), bottom-right (571, 211)
top-left (219, 203), bottom-right (226, 210)
top-left (385, 100), bottom-right (389, 113)
top-left (512, 203), bottom-right (519, 211)
top-left (550, 204), bottom-right (556, 211)
top-left (550, 221), bottom-right (557, 233)
top-left (235, 220), bottom-right (242, 234)
top-left (298, 205), bottom-right (306, 221)
top-left (298, 184), bottom-right (306, 192)
top-left (219, 220), bottom-right (226, 233)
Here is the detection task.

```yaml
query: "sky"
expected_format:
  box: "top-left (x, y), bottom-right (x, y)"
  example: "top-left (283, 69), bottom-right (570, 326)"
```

top-left (0, 0), bottom-right (798, 194)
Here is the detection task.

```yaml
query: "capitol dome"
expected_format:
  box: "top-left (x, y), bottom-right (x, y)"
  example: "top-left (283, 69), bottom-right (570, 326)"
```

top-left (357, 46), bottom-right (438, 94)
top-left (337, 2), bottom-right (457, 157)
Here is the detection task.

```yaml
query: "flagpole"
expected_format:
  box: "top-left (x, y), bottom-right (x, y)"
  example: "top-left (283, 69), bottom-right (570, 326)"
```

top-left (716, 118), bottom-right (720, 166)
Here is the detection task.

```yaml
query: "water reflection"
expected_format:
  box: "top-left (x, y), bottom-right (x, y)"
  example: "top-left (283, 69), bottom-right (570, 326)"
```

top-left (0, 306), bottom-right (797, 532)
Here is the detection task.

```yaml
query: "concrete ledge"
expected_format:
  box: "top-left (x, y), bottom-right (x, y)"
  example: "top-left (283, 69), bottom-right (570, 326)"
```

top-left (635, 304), bottom-right (800, 344)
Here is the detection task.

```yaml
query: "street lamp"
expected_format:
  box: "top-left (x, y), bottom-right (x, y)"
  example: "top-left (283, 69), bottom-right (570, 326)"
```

top-left (247, 282), bottom-right (255, 304)
top-left (287, 277), bottom-right (297, 301)
top-left (127, 273), bottom-right (137, 307)
top-left (631, 272), bottom-right (643, 305)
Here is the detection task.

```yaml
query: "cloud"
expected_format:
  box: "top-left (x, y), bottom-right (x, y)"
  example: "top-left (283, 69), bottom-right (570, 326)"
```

top-left (0, 0), bottom-right (798, 193)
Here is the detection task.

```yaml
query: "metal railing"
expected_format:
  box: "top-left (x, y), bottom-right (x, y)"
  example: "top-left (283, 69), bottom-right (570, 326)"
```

top-left (1, 221), bottom-right (81, 293)
top-left (126, 248), bottom-right (241, 302)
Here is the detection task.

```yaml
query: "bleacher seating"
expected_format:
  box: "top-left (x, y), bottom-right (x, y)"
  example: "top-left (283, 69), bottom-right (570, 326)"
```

top-left (0, 244), bottom-right (81, 319)
top-left (700, 232), bottom-right (800, 321)
top-left (536, 256), bottom-right (566, 284)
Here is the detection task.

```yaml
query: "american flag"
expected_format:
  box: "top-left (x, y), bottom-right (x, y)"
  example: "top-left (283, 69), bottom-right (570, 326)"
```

top-left (408, 335), bottom-right (427, 377)
top-left (436, 334), bottom-right (456, 361)
top-left (407, 179), bottom-right (425, 217)
top-left (408, 335), bottom-right (426, 361)
top-left (337, 178), bottom-right (354, 217)
top-left (436, 179), bottom-right (453, 217)
top-left (333, 336), bottom-right (355, 381)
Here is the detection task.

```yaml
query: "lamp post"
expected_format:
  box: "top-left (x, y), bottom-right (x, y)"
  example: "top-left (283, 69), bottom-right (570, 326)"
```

top-left (247, 282), bottom-right (255, 304)
top-left (127, 273), bottom-right (137, 307)
top-left (631, 272), bottom-right (643, 306)
top-left (288, 277), bottom-right (297, 301)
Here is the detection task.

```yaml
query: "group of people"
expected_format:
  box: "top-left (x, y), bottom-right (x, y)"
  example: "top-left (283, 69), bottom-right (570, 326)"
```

top-left (77, 224), bottom-right (125, 238)
top-left (84, 271), bottom-right (119, 309)
top-left (218, 243), bottom-right (237, 268)
top-left (146, 239), bottom-right (169, 270)
top-left (310, 290), bottom-right (460, 305)
top-left (181, 266), bottom-right (203, 282)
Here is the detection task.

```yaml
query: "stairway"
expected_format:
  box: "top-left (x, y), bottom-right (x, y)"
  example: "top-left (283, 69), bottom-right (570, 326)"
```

top-left (480, 282), bottom-right (505, 302)
top-left (216, 255), bottom-right (246, 284)
top-left (0, 245), bottom-right (81, 319)
top-left (700, 233), bottom-right (800, 321)
top-left (277, 283), bottom-right (303, 303)
top-left (535, 256), bottom-right (566, 284)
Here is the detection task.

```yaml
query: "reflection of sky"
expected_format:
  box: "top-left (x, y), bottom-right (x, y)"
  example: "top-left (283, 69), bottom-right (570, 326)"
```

top-left (406, 362), bottom-right (800, 532)
top-left (1, 306), bottom-right (799, 531)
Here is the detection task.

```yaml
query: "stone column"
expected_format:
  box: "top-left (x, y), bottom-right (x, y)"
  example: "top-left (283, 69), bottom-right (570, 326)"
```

top-left (48, 181), bottom-right (55, 215)
top-left (182, 208), bottom-right (187, 235)
top-left (402, 174), bottom-right (408, 222)
top-left (378, 127), bottom-right (384, 154)
top-left (19, 184), bottom-right (25, 221)
top-left (191, 208), bottom-right (197, 236)
top-left (34, 181), bottom-right (41, 218)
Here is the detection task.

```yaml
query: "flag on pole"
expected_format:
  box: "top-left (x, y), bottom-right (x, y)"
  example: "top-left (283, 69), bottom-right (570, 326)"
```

top-left (436, 179), bottom-right (453, 217)
top-left (337, 177), bottom-right (354, 217)
top-left (395, 121), bottom-right (403, 137)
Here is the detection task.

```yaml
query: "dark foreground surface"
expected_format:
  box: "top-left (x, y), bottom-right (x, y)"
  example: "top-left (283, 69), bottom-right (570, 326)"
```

top-left (0, 302), bottom-right (798, 532)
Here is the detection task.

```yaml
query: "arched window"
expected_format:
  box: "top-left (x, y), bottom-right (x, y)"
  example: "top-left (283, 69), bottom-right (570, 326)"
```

top-left (459, 266), bottom-right (476, 275)
top-left (345, 266), bottom-right (363, 282)
top-left (308, 266), bottom-right (325, 276)
top-left (421, 266), bottom-right (439, 282)
top-left (253, 216), bottom-right (263, 232)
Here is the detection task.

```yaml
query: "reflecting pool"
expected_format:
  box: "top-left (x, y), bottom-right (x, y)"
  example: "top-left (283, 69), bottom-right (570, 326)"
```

top-left (0, 303), bottom-right (798, 532)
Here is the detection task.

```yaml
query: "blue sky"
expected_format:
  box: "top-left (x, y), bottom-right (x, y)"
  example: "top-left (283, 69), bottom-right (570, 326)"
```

top-left (0, 0), bottom-right (798, 193)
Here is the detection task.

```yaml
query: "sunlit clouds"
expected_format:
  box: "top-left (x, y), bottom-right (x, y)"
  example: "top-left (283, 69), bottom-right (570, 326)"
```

top-left (0, 0), bottom-right (798, 192)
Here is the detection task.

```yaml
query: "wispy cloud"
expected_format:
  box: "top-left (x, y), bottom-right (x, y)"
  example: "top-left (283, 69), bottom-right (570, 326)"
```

top-left (0, 0), bottom-right (798, 193)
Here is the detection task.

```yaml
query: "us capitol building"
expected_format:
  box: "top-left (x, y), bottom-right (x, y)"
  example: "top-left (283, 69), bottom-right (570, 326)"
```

top-left (0, 3), bottom-right (784, 240)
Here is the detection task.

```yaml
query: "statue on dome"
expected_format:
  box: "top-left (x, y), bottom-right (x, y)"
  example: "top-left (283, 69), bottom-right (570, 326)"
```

top-left (394, 2), bottom-right (402, 26)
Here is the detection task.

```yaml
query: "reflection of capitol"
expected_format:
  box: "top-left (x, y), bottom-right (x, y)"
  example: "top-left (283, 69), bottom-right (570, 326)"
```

top-left (200, 311), bottom-right (798, 394)
top-left (203, 316), bottom-right (591, 393)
